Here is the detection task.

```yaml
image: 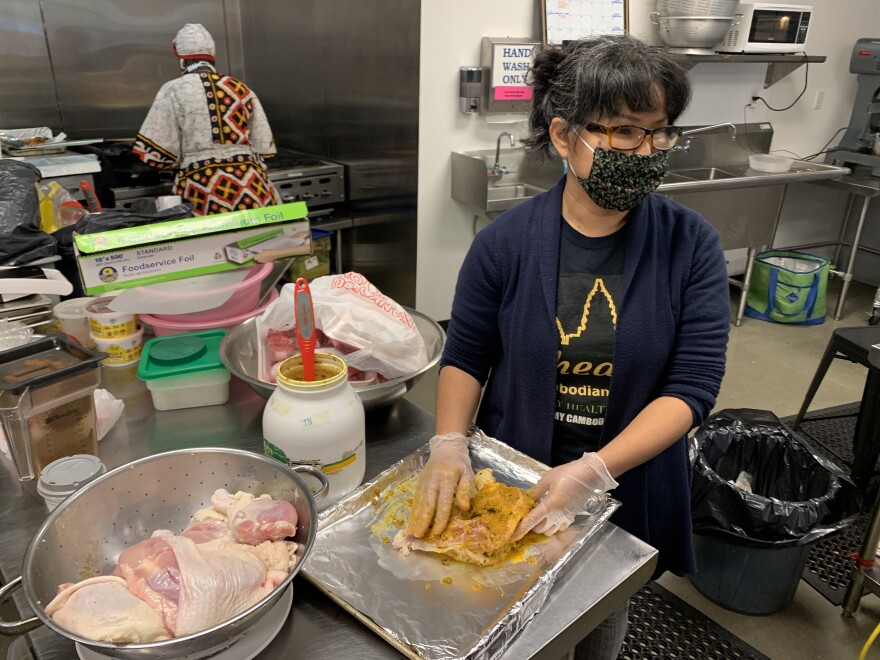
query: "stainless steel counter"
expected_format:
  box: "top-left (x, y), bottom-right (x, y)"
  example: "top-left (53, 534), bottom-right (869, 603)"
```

top-left (0, 372), bottom-right (657, 659)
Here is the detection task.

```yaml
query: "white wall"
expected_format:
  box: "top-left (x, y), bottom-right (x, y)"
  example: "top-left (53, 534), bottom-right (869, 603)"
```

top-left (417, 0), bottom-right (880, 320)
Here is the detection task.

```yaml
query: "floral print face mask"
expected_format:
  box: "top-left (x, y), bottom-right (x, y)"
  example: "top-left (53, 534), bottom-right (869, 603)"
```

top-left (568, 135), bottom-right (669, 212)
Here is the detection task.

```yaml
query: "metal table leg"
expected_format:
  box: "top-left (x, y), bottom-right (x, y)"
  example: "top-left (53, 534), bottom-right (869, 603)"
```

top-left (735, 246), bottom-right (758, 327)
top-left (833, 194), bottom-right (856, 271)
top-left (835, 195), bottom-right (873, 321)
top-left (842, 484), bottom-right (880, 616)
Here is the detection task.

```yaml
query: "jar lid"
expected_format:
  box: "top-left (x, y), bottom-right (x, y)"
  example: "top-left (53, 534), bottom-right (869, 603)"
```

top-left (37, 454), bottom-right (107, 498)
top-left (138, 330), bottom-right (228, 381)
top-left (53, 297), bottom-right (96, 318)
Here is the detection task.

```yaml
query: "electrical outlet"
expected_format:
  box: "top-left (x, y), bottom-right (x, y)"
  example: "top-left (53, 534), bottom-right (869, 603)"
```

top-left (813, 90), bottom-right (825, 110)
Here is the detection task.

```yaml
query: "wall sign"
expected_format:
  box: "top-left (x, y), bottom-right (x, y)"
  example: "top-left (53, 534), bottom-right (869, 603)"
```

top-left (542, 0), bottom-right (629, 46)
top-left (491, 43), bottom-right (536, 101)
top-left (480, 37), bottom-right (540, 114)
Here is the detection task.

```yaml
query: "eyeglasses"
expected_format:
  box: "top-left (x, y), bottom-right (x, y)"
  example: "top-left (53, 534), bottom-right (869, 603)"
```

top-left (583, 122), bottom-right (683, 152)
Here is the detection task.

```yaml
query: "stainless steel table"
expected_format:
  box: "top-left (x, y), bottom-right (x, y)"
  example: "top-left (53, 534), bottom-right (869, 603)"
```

top-left (808, 169), bottom-right (880, 321)
top-left (0, 372), bottom-right (657, 659)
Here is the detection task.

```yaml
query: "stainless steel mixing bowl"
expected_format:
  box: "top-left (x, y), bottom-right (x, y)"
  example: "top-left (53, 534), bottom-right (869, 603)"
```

top-left (0, 448), bottom-right (327, 659)
top-left (219, 306), bottom-right (445, 410)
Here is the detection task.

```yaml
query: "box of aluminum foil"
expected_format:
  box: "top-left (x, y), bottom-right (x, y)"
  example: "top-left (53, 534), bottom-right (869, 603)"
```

top-left (74, 202), bottom-right (310, 295)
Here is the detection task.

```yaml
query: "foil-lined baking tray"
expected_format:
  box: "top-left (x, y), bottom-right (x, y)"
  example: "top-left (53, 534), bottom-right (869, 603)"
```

top-left (301, 429), bottom-right (620, 660)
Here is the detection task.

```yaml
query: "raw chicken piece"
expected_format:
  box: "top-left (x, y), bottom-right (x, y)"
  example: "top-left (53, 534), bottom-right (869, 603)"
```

top-left (210, 489), bottom-right (298, 544)
top-left (163, 535), bottom-right (275, 637)
top-left (181, 518), bottom-right (232, 544)
top-left (250, 540), bottom-right (299, 586)
top-left (113, 535), bottom-right (181, 632)
top-left (45, 576), bottom-right (169, 643)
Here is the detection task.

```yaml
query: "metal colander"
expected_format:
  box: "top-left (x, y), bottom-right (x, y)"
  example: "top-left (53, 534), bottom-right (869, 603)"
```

top-left (7, 448), bottom-right (325, 659)
top-left (656, 0), bottom-right (740, 16)
top-left (650, 13), bottom-right (742, 51)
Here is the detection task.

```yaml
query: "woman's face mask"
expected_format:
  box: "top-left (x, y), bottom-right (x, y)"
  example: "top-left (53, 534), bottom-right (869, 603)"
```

top-left (568, 134), bottom-right (669, 212)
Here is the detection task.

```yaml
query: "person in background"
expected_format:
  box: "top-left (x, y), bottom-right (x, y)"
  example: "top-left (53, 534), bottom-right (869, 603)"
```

top-left (407, 35), bottom-right (729, 659)
top-left (133, 23), bottom-right (280, 216)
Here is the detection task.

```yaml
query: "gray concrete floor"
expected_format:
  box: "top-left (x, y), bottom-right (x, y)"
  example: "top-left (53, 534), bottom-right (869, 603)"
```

top-left (403, 278), bottom-right (880, 660)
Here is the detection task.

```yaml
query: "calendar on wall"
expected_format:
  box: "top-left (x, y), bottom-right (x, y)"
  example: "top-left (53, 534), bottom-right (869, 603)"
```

top-left (542, 0), bottom-right (629, 46)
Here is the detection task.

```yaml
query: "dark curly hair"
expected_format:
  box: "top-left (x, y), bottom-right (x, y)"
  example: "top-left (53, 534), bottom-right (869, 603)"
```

top-left (524, 34), bottom-right (691, 156)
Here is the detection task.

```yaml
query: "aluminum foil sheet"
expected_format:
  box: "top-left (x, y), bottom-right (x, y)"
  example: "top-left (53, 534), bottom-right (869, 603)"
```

top-left (302, 430), bottom-right (620, 660)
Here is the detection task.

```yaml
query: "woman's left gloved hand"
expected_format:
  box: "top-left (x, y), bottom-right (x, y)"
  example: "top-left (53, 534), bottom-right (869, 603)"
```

top-left (513, 452), bottom-right (618, 540)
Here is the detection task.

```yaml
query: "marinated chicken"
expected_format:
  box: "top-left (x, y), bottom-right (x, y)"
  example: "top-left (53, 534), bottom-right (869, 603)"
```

top-left (394, 469), bottom-right (536, 566)
top-left (47, 488), bottom-right (299, 643)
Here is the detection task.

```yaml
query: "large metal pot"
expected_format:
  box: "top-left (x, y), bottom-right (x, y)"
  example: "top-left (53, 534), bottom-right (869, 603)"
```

top-left (0, 448), bottom-right (328, 659)
top-left (219, 306), bottom-right (445, 410)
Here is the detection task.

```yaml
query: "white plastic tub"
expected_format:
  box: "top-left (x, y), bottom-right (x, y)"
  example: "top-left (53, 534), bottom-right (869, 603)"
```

top-left (144, 368), bottom-right (231, 411)
top-left (748, 154), bottom-right (793, 173)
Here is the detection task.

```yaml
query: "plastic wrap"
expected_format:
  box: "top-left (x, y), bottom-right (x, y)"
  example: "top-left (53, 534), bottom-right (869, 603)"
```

top-left (690, 408), bottom-right (860, 547)
top-left (0, 161), bottom-right (57, 266)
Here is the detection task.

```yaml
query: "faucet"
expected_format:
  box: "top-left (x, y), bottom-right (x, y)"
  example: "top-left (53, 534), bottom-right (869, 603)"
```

top-left (674, 123), bottom-right (736, 152)
top-left (492, 132), bottom-right (516, 175)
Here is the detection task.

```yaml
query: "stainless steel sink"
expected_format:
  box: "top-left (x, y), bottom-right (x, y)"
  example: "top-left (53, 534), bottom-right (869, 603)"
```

top-left (486, 184), bottom-right (543, 211)
top-left (451, 148), bottom-right (563, 215)
top-left (662, 172), bottom-right (694, 184)
top-left (670, 167), bottom-right (738, 181)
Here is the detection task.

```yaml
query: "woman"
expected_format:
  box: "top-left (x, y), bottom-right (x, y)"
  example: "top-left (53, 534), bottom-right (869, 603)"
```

top-left (133, 24), bottom-right (280, 215)
top-left (408, 35), bottom-right (729, 659)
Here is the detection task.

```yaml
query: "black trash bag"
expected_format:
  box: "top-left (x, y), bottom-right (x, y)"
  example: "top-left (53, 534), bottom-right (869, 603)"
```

top-left (0, 161), bottom-right (57, 265)
top-left (690, 408), bottom-right (861, 547)
top-left (53, 201), bottom-right (195, 298)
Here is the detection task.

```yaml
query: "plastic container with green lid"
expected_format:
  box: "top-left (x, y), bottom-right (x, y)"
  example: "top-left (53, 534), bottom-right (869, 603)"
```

top-left (137, 330), bottom-right (231, 411)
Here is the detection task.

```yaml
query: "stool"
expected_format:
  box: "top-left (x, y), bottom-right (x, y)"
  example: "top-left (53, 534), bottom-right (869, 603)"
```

top-left (793, 326), bottom-right (880, 493)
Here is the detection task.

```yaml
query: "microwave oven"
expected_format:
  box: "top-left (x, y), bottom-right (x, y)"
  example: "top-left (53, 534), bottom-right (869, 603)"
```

top-left (716, 4), bottom-right (812, 54)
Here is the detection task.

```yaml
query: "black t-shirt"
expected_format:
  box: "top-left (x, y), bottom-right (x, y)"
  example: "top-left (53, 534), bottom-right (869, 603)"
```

top-left (552, 219), bottom-right (626, 466)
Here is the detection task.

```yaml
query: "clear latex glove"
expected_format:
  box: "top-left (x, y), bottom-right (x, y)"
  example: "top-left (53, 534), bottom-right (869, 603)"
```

top-left (407, 433), bottom-right (475, 538)
top-left (513, 452), bottom-right (618, 540)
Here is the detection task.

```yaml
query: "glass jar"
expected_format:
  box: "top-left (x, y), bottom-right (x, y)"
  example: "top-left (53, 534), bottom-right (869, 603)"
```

top-left (263, 352), bottom-right (365, 511)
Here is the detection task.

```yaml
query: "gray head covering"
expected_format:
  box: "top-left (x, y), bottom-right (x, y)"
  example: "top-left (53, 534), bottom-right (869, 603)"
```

top-left (173, 23), bottom-right (216, 60)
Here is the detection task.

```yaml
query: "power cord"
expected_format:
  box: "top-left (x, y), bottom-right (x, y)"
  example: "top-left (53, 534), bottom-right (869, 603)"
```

top-left (750, 53), bottom-right (810, 112)
top-left (802, 127), bottom-right (848, 161)
top-left (859, 619), bottom-right (880, 660)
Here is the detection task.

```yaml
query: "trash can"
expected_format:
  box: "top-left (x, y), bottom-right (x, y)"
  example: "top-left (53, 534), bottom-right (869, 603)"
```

top-left (744, 250), bottom-right (831, 325)
top-left (689, 408), bottom-right (860, 615)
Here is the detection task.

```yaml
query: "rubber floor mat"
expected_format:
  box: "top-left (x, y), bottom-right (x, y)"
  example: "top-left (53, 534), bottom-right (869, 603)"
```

top-left (801, 513), bottom-right (869, 606)
top-left (793, 403), bottom-right (861, 467)
top-left (620, 583), bottom-right (770, 660)
top-left (782, 404), bottom-right (869, 606)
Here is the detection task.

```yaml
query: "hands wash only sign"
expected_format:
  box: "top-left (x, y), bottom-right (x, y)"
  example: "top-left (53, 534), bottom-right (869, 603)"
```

top-left (74, 202), bottom-right (310, 295)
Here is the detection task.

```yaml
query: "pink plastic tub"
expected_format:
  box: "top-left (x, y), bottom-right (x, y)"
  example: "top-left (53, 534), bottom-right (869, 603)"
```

top-left (150, 263), bottom-right (272, 323)
top-left (141, 289), bottom-right (279, 337)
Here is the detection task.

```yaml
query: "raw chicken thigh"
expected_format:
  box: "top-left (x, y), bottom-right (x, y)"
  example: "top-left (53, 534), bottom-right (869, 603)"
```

top-left (113, 536), bottom-right (180, 632)
top-left (45, 576), bottom-right (169, 643)
top-left (161, 535), bottom-right (275, 637)
top-left (48, 488), bottom-right (300, 644)
top-left (210, 489), bottom-right (298, 544)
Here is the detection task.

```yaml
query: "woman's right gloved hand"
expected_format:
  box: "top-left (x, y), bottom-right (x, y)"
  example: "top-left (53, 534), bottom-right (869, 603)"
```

top-left (407, 433), bottom-right (475, 538)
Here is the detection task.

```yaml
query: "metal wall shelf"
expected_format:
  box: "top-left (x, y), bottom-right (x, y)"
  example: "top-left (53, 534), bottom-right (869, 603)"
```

top-left (665, 53), bottom-right (826, 89)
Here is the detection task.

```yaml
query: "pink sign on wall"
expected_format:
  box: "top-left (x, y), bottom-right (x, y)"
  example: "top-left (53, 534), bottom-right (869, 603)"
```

top-left (494, 86), bottom-right (533, 101)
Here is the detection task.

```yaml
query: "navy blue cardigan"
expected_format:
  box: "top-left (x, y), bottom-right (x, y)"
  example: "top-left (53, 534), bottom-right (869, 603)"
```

top-left (441, 177), bottom-right (730, 576)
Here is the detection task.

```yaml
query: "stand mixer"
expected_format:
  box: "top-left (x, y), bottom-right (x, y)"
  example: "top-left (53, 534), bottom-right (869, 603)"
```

top-left (826, 38), bottom-right (880, 176)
